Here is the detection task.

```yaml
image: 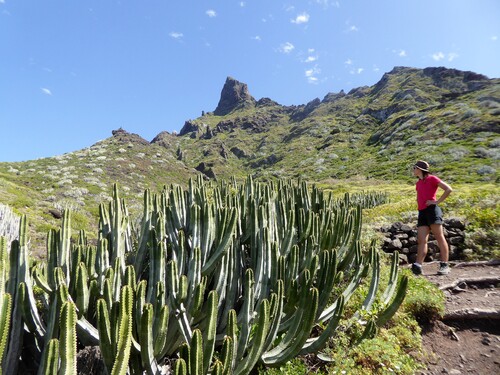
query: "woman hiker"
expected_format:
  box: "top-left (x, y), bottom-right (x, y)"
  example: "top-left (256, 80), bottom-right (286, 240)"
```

top-left (411, 160), bottom-right (453, 276)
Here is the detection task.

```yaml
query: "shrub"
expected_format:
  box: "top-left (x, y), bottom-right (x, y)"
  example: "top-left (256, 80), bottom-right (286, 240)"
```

top-left (474, 147), bottom-right (490, 158)
top-left (490, 138), bottom-right (500, 148)
top-left (446, 146), bottom-right (469, 161)
top-left (476, 165), bottom-right (496, 175)
top-left (465, 228), bottom-right (500, 258)
top-left (461, 108), bottom-right (480, 119)
top-left (435, 137), bottom-right (451, 145)
top-left (400, 270), bottom-right (445, 324)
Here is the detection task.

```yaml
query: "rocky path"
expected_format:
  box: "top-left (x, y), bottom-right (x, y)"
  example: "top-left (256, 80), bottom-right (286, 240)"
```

top-left (417, 260), bottom-right (500, 375)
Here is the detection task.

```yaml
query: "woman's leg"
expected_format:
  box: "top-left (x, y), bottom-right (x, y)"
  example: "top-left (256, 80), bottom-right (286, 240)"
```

top-left (416, 225), bottom-right (430, 265)
top-left (430, 224), bottom-right (449, 262)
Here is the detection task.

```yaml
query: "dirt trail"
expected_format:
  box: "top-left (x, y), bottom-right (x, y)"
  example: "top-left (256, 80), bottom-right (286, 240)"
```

top-left (417, 261), bottom-right (500, 375)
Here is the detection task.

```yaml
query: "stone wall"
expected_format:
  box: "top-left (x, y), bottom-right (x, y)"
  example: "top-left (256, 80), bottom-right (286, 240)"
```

top-left (380, 218), bottom-right (466, 264)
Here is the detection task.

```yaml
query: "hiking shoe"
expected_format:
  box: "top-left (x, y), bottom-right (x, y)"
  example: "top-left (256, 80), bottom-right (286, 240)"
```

top-left (437, 262), bottom-right (450, 275)
top-left (411, 263), bottom-right (422, 275)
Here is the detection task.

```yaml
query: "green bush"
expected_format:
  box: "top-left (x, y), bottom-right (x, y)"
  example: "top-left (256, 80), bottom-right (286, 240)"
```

top-left (256, 258), bottom-right (427, 374)
top-left (400, 270), bottom-right (445, 324)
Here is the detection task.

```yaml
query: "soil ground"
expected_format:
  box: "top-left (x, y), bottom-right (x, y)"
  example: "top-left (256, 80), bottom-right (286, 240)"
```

top-left (415, 261), bottom-right (500, 375)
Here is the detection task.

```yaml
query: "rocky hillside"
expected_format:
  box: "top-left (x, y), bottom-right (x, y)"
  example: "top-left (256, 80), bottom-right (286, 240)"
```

top-left (164, 68), bottom-right (499, 183)
top-left (0, 66), bottom-right (498, 248)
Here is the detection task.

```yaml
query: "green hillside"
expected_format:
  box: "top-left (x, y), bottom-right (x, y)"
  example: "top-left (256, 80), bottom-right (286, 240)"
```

top-left (169, 66), bottom-right (499, 183)
top-left (0, 66), bottom-right (498, 250)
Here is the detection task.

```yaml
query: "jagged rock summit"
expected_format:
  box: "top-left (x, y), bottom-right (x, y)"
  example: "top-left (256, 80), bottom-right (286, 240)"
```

top-left (214, 77), bottom-right (256, 116)
top-left (111, 127), bottom-right (149, 145)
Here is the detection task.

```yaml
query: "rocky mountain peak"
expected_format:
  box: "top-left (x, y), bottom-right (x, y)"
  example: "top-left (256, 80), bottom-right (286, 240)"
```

top-left (371, 66), bottom-right (492, 96)
top-left (111, 128), bottom-right (149, 145)
top-left (423, 66), bottom-right (491, 91)
top-left (214, 77), bottom-right (256, 116)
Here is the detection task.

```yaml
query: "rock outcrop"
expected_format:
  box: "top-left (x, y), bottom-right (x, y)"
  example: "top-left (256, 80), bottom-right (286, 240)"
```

top-left (178, 120), bottom-right (203, 136)
top-left (290, 98), bottom-right (321, 122)
top-left (322, 90), bottom-right (346, 103)
top-left (151, 131), bottom-right (176, 147)
top-left (195, 162), bottom-right (216, 180)
top-left (256, 97), bottom-right (279, 107)
top-left (111, 128), bottom-right (149, 145)
top-left (423, 66), bottom-right (490, 91)
top-left (214, 77), bottom-right (256, 116)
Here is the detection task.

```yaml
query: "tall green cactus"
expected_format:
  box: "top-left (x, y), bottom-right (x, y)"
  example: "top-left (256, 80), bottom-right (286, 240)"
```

top-left (0, 178), bottom-right (409, 375)
top-left (97, 285), bottom-right (134, 375)
top-left (0, 238), bottom-right (12, 374)
top-left (0, 293), bottom-right (11, 374)
top-left (59, 301), bottom-right (77, 375)
top-left (37, 338), bottom-right (59, 375)
top-left (18, 215), bottom-right (45, 338)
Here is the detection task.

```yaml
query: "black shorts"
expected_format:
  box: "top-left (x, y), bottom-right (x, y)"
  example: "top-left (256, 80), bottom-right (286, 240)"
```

top-left (417, 205), bottom-right (443, 227)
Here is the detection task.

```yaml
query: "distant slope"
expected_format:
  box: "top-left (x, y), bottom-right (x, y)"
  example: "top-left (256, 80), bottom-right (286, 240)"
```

top-left (0, 129), bottom-right (196, 250)
top-left (0, 66), bottom-right (498, 249)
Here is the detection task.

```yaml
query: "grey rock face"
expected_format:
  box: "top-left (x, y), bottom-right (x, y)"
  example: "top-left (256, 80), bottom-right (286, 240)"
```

top-left (214, 77), bottom-right (256, 116)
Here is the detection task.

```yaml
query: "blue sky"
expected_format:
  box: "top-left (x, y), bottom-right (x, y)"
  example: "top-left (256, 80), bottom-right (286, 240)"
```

top-left (1, 0), bottom-right (499, 162)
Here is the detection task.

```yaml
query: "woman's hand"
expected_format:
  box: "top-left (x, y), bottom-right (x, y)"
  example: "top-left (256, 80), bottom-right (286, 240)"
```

top-left (426, 199), bottom-right (437, 206)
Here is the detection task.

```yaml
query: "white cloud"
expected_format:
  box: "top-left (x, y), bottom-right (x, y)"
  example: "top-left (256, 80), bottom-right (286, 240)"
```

top-left (206, 9), bottom-right (217, 18)
top-left (305, 66), bottom-right (321, 84)
top-left (398, 49), bottom-right (407, 57)
top-left (344, 58), bottom-right (353, 65)
top-left (291, 12), bottom-right (310, 24)
top-left (169, 32), bottom-right (184, 39)
top-left (447, 52), bottom-right (458, 61)
top-left (314, 0), bottom-right (339, 7)
top-left (252, 35), bottom-right (261, 41)
top-left (305, 56), bottom-right (317, 63)
top-left (41, 88), bottom-right (52, 96)
top-left (491, 35), bottom-right (498, 41)
top-left (279, 42), bottom-right (295, 54)
top-left (348, 67), bottom-right (364, 75)
top-left (432, 51), bottom-right (445, 61)
top-left (432, 51), bottom-right (458, 62)
top-left (348, 25), bottom-right (358, 32)
top-left (308, 48), bottom-right (315, 53)
top-left (239, 2), bottom-right (246, 7)
top-left (262, 14), bottom-right (275, 23)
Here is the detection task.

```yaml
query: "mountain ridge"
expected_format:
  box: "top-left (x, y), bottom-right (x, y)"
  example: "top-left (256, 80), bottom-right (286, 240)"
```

top-left (0, 65), bottom-right (498, 246)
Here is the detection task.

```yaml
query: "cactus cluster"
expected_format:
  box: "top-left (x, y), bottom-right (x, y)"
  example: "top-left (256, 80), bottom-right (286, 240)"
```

top-left (0, 177), bottom-right (407, 374)
top-left (347, 191), bottom-right (390, 209)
